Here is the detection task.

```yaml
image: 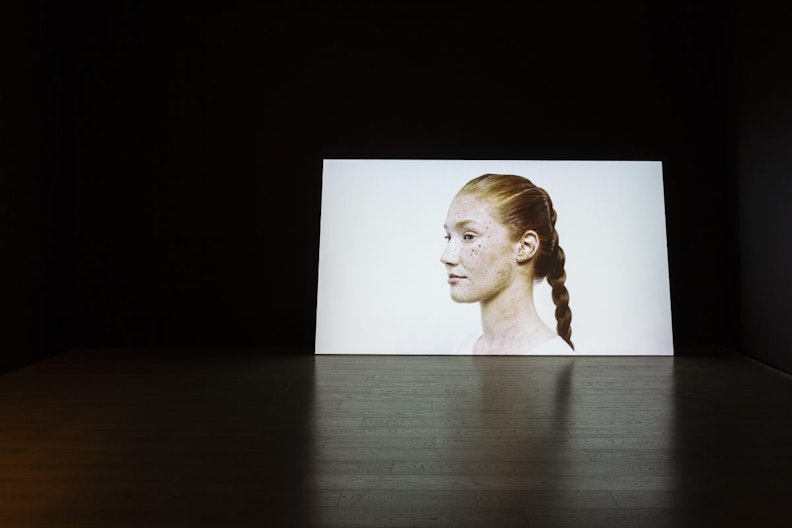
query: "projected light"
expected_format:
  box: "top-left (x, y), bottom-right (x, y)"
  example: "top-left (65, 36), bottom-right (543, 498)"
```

top-left (315, 160), bottom-right (673, 355)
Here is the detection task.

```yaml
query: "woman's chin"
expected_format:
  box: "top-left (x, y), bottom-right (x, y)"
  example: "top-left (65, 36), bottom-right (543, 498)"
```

top-left (450, 292), bottom-right (477, 304)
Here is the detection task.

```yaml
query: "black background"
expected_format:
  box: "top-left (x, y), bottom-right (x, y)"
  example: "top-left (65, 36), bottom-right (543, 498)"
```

top-left (5, 0), bottom-right (772, 373)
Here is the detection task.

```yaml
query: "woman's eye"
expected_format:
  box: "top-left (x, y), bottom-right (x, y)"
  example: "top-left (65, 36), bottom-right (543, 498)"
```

top-left (443, 234), bottom-right (451, 242)
top-left (463, 233), bottom-right (476, 241)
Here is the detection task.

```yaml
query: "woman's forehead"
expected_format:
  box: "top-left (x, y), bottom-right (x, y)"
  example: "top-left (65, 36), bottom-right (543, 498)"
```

top-left (445, 195), bottom-right (500, 228)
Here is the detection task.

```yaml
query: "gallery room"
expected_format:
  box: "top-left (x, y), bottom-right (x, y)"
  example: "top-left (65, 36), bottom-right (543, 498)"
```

top-left (2, 1), bottom-right (790, 526)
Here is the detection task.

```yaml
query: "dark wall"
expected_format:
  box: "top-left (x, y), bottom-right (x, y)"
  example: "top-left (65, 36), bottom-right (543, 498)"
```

top-left (1, 2), bottom-right (71, 374)
top-left (4, 1), bottom-right (740, 358)
top-left (68, 4), bottom-right (279, 348)
top-left (739, 3), bottom-right (792, 373)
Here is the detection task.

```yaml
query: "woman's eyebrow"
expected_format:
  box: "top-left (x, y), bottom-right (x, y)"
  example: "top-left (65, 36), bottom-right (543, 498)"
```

top-left (443, 220), bottom-right (479, 230)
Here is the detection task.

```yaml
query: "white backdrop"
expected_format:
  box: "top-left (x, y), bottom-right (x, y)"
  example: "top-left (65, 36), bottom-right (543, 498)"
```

top-left (315, 160), bottom-right (673, 355)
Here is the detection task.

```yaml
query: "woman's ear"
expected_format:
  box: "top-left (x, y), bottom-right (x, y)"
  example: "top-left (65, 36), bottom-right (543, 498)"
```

top-left (516, 230), bottom-right (539, 263)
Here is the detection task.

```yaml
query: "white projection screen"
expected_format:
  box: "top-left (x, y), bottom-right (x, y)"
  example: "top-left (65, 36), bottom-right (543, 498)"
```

top-left (316, 160), bottom-right (673, 355)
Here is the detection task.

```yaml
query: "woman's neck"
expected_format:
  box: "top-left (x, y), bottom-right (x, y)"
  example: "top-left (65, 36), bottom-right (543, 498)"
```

top-left (476, 279), bottom-right (554, 354)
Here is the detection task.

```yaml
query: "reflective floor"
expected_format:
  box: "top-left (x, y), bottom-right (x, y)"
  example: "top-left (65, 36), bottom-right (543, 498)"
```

top-left (1, 349), bottom-right (791, 527)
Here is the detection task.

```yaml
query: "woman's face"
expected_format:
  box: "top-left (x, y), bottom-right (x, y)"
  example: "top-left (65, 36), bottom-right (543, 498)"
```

top-left (441, 194), bottom-right (520, 304)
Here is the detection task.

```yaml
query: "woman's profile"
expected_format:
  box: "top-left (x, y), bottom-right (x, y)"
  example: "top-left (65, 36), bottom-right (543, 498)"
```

top-left (441, 174), bottom-right (574, 355)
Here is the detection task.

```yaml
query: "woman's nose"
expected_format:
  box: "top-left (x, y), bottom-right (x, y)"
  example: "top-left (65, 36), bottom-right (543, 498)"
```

top-left (440, 241), bottom-right (459, 266)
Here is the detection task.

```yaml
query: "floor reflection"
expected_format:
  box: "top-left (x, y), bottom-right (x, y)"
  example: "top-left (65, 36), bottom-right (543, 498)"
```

top-left (5, 351), bottom-right (790, 527)
top-left (307, 355), bottom-right (679, 527)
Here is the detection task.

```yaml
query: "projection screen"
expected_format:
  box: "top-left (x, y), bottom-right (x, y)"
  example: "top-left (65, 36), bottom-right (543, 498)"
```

top-left (315, 159), bottom-right (673, 355)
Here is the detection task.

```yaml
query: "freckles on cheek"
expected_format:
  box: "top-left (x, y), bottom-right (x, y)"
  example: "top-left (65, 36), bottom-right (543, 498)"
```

top-left (495, 268), bottom-right (511, 287)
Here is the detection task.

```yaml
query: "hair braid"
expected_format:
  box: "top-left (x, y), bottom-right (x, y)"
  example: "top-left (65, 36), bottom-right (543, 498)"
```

top-left (546, 214), bottom-right (573, 350)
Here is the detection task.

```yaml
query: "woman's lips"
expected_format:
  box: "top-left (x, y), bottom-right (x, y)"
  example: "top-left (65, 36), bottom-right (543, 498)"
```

top-left (447, 274), bottom-right (466, 284)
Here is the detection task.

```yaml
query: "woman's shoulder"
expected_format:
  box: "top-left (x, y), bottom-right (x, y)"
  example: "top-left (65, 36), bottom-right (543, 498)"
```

top-left (527, 336), bottom-right (577, 355)
top-left (454, 334), bottom-right (577, 355)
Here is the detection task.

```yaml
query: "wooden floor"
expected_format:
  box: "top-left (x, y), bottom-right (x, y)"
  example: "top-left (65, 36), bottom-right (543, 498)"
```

top-left (1, 349), bottom-right (791, 527)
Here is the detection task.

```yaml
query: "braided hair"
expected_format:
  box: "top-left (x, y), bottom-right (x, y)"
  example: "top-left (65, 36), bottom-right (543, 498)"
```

top-left (458, 174), bottom-right (574, 349)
